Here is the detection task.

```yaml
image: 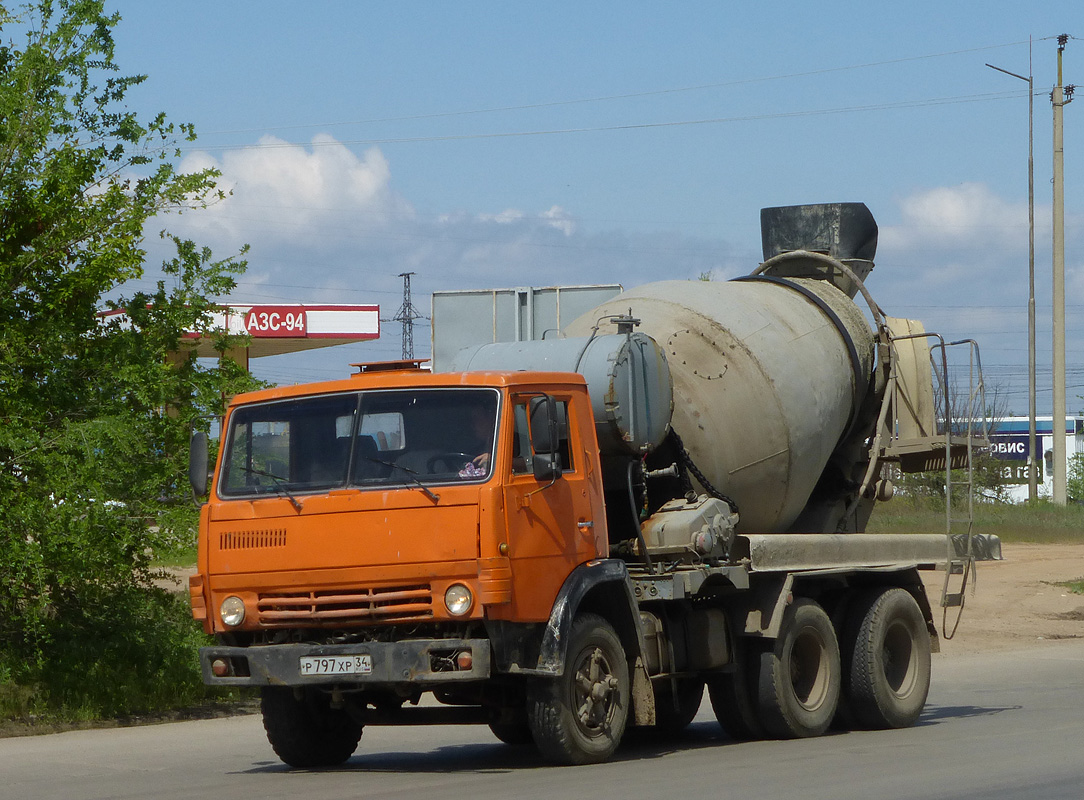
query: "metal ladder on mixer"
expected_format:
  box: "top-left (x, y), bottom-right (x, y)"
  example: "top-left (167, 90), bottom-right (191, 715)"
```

top-left (877, 321), bottom-right (991, 637)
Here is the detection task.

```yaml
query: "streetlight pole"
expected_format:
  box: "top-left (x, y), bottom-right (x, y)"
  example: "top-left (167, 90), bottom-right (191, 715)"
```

top-left (1051, 35), bottom-right (1074, 505)
top-left (987, 44), bottom-right (1037, 501)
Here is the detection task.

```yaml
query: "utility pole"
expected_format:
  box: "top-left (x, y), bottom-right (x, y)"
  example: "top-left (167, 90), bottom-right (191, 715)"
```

top-left (987, 39), bottom-right (1037, 500)
top-left (1051, 35), bottom-right (1075, 504)
top-left (392, 272), bottom-right (425, 360)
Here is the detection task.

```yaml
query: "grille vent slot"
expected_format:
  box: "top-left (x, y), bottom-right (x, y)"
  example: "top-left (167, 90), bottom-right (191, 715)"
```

top-left (219, 528), bottom-right (288, 550)
top-left (257, 584), bottom-right (433, 627)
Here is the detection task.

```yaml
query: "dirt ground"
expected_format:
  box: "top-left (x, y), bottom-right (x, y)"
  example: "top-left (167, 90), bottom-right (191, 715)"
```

top-left (922, 542), bottom-right (1084, 655)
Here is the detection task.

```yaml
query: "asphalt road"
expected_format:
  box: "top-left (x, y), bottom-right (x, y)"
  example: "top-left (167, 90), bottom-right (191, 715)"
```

top-left (4, 640), bottom-right (1083, 800)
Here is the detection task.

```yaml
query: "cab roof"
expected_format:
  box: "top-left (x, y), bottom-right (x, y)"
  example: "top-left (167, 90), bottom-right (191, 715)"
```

top-left (226, 368), bottom-right (587, 408)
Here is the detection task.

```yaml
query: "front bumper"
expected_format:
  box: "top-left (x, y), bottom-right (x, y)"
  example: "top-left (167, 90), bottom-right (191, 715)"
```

top-left (200, 638), bottom-right (492, 687)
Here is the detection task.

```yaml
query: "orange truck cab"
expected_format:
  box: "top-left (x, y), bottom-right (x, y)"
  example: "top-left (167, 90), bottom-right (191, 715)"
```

top-left (191, 365), bottom-right (657, 764)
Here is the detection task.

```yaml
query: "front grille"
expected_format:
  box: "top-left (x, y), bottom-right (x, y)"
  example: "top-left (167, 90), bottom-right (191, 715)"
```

top-left (256, 584), bottom-right (433, 627)
top-left (220, 528), bottom-right (287, 550)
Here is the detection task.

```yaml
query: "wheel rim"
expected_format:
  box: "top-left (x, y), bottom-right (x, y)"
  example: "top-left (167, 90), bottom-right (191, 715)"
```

top-left (571, 645), bottom-right (620, 737)
top-left (789, 626), bottom-right (831, 711)
top-left (882, 620), bottom-right (917, 697)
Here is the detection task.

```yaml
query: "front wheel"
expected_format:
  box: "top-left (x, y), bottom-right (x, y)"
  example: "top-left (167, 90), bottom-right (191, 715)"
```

top-left (527, 613), bottom-right (630, 765)
top-left (842, 587), bottom-right (932, 729)
top-left (757, 598), bottom-right (841, 739)
top-left (261, 687), bottom-right (363, 768)
top-left (488, 708), bottom-right (534, 745)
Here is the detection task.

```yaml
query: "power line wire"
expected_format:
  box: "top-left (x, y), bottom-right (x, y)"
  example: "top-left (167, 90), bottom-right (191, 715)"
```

top-left (187, 90), bottom-right (1026, 153)
top-left (201, 40), bottom-right (1044, 136)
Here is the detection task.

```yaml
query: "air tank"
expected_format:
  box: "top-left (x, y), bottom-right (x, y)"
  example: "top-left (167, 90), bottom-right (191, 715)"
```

top-left (449, 331), bottom-right (673, 457)
top-left (563, 275), bottom-right (874, 532)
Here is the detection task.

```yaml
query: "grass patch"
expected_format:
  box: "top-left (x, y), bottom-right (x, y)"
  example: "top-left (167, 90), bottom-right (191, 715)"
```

top-left (1053, 578), bottom-right (1084, 595)
top-left (868, 496), bottom-right (1084, 544)
top-left (151, 542), bottom-right (197, 569)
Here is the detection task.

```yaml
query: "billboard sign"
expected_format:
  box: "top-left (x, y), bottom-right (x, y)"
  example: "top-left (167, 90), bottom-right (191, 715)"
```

top-left (989, 434), bottom-right (1031, 461)
top-left (989, 434), bottom-right (1042, 485)
top-left (243, 306), bottom-right (307, 338)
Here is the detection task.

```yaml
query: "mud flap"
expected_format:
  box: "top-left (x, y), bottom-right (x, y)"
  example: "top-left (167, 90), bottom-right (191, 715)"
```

top-left (631, 655), bottom-right (656, 726)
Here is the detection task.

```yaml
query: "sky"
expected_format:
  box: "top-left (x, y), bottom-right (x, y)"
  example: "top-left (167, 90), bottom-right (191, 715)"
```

top-left (100, 1), bottom-right (1083, 415)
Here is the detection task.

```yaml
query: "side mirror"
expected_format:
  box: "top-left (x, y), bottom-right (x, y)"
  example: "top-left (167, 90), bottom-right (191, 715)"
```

top-left (189, 431), bottom-right (209, 497)
top-left (532, 452), bottom-right (563, 482)
top-left (529, 396), bottom-right (563, 482)
top-left (529, 395), bottom-right (560, 454)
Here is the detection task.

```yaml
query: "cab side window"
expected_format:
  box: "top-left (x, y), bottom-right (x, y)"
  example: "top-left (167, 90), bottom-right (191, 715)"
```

top-left (512, 404), bottom-right (532, 474)
top-left (511, 398), bottom-right (574, 474)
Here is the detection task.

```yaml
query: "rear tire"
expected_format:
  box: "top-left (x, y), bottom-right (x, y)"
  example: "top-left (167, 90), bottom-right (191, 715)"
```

top-left (756, 599), bottom-right (841, 739)
top-left (652, 677), bottom-right (704, 734)
top-left (527, 613), bottom-right (629, 765)
top-left (708, 637), bottom-right (767, 741)
top-left (843, 588), bottom-right (931, 729)
top-left (261, 687), bottom-right (363, 768)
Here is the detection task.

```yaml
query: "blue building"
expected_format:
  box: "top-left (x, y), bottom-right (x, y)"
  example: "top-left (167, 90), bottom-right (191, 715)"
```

top-left (987, 415), bottom-right (1084, 502)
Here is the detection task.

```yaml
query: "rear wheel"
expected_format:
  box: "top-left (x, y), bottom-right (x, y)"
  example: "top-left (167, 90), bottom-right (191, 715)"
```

top-left (527, 613), bottom-right (629, 765)
top-left (652, 677), bottom-right (704, 734)
top-left (756, 599), bottom-right (841, 739)
top-left (261, 687), bottom-right (363, 768)
top-left (708, 637), bottom-right (767, 741)
top-left (843, 588), bottom-right (931, 729)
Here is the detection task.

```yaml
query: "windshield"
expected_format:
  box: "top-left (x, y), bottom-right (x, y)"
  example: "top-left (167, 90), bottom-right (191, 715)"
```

top-left (219, 388), bottom-right (499, 498)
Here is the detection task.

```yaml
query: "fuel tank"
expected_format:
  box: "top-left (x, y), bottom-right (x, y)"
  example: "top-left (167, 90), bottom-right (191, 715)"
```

top-left (563, 276), bottom-right (874, 532)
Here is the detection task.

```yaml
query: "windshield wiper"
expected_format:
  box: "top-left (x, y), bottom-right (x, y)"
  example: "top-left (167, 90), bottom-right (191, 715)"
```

top-left (358, 456), bottom-right (440, 504)
top-left (241, 466), bottom-right (304, 513)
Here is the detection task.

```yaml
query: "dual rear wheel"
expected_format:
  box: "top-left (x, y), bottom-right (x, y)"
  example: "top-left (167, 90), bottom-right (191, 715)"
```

top-left (709, 588), bottom-right (931, 740)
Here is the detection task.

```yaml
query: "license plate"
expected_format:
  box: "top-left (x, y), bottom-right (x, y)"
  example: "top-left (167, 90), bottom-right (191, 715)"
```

top-left (299, 654), bottom-right (373, 676)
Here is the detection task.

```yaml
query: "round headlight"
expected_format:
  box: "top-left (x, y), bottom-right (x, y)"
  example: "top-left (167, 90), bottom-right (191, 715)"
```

top-left (444, 584), bottom-right (473, 616)
top-left (220, 595), bottom-right (246, 627)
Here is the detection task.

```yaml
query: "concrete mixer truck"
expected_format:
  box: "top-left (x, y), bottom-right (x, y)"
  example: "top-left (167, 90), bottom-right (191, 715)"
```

top-left (188, 203), bottom-right (991, 767)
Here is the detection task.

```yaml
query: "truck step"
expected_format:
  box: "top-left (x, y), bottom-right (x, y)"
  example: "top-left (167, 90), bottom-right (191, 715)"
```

top-left (942, 592), bottom-right (964, 608)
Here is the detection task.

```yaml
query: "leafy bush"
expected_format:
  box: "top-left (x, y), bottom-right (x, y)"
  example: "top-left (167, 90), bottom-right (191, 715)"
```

top-left (0, 1), bottom-right (261, 722)
top-left (1067, 454), bottom-right (1084, 504)
top-left (0, 590), bottom-right (222, 721)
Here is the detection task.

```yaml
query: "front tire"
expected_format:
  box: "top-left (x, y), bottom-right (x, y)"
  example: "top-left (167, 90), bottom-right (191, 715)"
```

top-left (842, 588), bottom-right (931, 729)
top-left (757, 599), bottom-right (841, 739)
top-left (527, 613), bottom-right (630, 765)
top-left (261, 687), bottom-right (363, 768)
top-left (488, 710), bottom-right (534, 745)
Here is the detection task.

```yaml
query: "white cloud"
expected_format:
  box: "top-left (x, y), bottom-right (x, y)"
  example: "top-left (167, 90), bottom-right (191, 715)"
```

top-left (477, 209), bottom-right (526, 225)
top-left (541, 205), bottom-right (576, 236)
top-left (171, 135), bottom-right (414, 253)
top-left (880, 182), bottom-right (1030, 251)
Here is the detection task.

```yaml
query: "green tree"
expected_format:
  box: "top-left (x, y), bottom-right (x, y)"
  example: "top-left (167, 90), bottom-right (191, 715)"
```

top-left (0, 0), bottom-right (260, 717)
top-left (1068, 453), bottom-right (1084, 504)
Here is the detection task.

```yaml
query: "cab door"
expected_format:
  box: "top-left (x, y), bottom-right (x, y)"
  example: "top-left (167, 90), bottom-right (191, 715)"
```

top-left (500, 393), bottom-right (607, 622)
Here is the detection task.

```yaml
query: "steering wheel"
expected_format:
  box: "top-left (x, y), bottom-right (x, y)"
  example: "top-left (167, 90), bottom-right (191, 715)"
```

top-left (426, 452), bottom-right (474, 473)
